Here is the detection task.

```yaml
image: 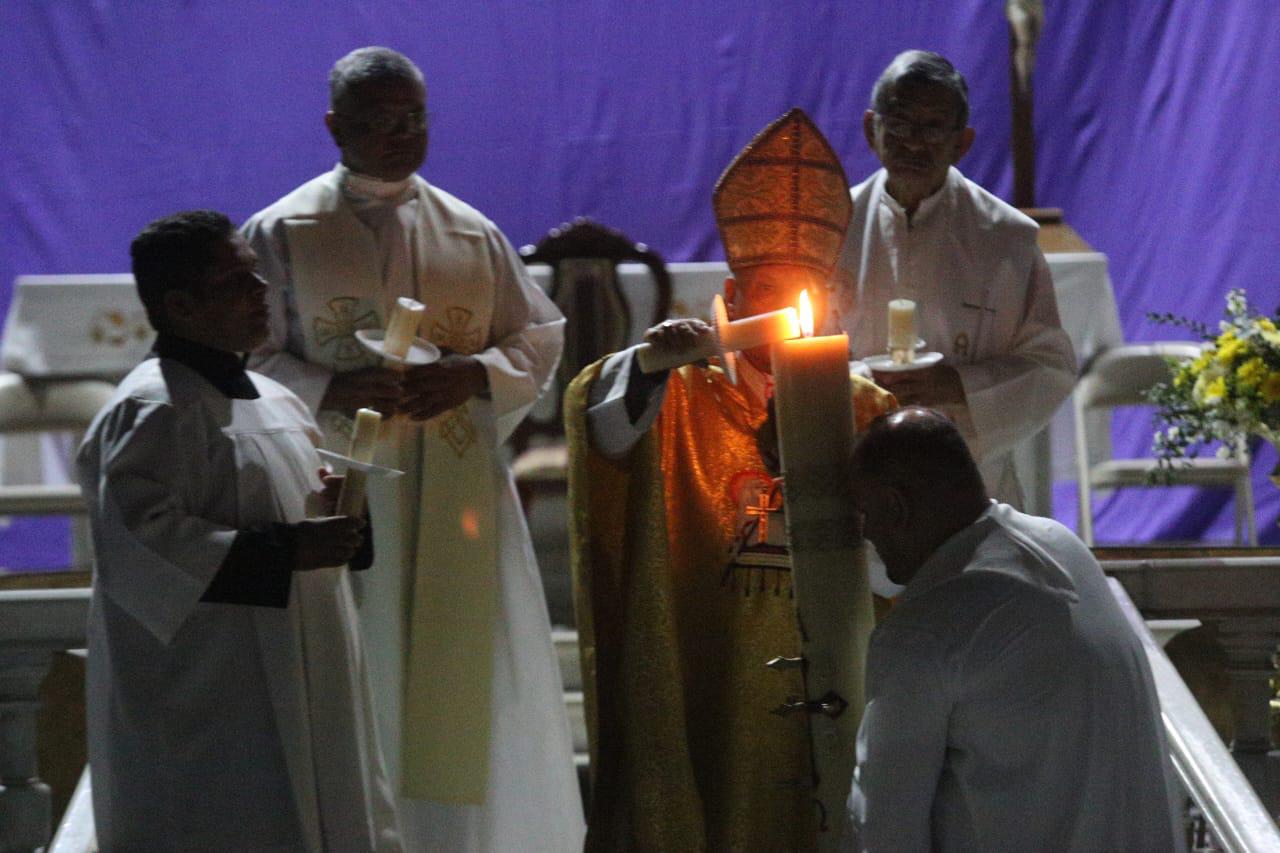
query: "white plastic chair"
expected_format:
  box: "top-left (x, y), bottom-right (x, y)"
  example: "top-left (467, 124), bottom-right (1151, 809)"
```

top-left (1073, 343), bottom-right (1256, 546)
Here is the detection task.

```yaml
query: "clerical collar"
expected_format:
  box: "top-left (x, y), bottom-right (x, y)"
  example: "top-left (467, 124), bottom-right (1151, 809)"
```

top-left (152, 333), bottom-right (259, 400)
top-left (337, 163), bottom-right (417, 204)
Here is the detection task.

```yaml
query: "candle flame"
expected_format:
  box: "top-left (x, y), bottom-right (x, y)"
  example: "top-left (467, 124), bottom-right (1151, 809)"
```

top-left (798, 290), bottom-right (814, 337)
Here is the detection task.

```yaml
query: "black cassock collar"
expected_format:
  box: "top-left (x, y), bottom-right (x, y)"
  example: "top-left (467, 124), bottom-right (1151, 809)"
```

top-left (151, 333), bottom-right (259, 400)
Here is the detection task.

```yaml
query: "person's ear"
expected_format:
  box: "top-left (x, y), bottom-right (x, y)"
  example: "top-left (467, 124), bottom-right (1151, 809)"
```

top-left (863, 109), bottom-right (878, 152)
top-left (953, 126), bottom-right (976, 162)
top-left (723, 276), bottom-right (739, 320)
top-left (163, 289), bottom-right (196, 324)
top-left (325, 111), bottom-right (344, 147)
top-left (885, 485), bottom-right (910, 529)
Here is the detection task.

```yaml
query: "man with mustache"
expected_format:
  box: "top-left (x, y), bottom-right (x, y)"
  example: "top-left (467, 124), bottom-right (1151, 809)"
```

top-left (834, 50), bottom-right (1075, 512)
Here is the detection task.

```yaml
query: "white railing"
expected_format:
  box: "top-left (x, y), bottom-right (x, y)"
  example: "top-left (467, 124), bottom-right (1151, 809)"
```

top-left (1110, 578), bottom-right (1280, 851)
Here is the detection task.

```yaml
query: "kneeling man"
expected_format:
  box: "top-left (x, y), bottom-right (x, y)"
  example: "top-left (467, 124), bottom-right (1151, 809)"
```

top-left (847, 408), bottom-right (1181, 852)
top-left (78, 210), bottom-right (400, 851)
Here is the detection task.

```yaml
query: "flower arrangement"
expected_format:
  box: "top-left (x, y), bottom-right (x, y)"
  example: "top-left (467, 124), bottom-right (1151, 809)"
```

top-left (1147, 289), bottom-right (1280, 478)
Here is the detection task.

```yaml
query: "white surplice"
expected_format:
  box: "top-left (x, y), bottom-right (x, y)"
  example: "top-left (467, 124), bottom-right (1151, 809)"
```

top-left (834, 167), bottom-right (1077, 507)
top-left (849, 502), bottom-right (1183, 852)
top-left (77, 358), bottom-right (400, 852)
top-left (242, 165), bottom-right (583, 851)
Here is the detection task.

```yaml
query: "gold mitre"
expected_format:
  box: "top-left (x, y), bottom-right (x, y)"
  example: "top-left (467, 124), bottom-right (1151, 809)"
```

top-left (713, 108), bottom-right (851, 278)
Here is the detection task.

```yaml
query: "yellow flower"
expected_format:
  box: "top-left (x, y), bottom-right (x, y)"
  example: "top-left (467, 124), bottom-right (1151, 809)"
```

top-left (1263, 374), bottom-right (1280, 404)
top-left (1203, 376), bottom-right (1227, 403)
top-left (1215, 334), bottom-right (1246, 365)
top-left (1190, 353), bottom-right (1212, 374)
top-left (1236, 357), bottom-right (1267, 391)
top-left (1260, 318), bottom-right (1277, 332)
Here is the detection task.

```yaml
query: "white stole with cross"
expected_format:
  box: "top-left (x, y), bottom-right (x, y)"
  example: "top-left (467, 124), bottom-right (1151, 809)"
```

top-left (282, 177), bottom-right (501, 804)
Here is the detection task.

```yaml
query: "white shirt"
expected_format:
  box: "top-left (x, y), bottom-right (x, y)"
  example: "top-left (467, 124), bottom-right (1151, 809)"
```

top-left (850, 503), bottom-right (1182, 852)
top-left (78, 358), bottom-right (400, 852)
top-left (835, 167), bottom-right (1076, 506)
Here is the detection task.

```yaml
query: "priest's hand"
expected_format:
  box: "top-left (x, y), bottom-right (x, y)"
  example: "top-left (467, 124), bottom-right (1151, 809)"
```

top-left (643, 318), bottom-right (713, 357)
top-left (321, 367), bottom-right (403, 417)
top-left (293, 515), bottom-right (367, 571)
top-left (399, 353), bottom-right (489, 421)
top-left (871, 363), bottom-right (966, 407)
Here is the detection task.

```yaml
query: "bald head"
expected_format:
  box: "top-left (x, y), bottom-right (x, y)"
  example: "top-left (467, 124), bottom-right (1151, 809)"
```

top-left (849, 407), bottom-right (989, 584)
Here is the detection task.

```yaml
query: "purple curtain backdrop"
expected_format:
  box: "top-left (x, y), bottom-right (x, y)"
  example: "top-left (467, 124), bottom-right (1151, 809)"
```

top-left (2, 0), bottom-right (1278, 545)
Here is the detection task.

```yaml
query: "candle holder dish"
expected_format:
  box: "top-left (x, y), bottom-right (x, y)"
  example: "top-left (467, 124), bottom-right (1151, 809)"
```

top-left (316, 447), bottom-right (405, 478)
top-left (355, 329), bottom-right (442, 365)
top-left (860, 351), bottom-right (944, 373)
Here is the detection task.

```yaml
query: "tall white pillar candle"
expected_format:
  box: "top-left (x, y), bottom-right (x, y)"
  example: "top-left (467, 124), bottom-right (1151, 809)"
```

top-left (336, 407), bottom-right (382, 517)
top-left (384, 297), bottom-right (426, 360)
top-left (771, 328), bottom-right (872, 846)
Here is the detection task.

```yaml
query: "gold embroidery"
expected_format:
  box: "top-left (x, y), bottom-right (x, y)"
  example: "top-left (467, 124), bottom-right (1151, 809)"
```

top-left (429, 306), bottom-right (484, 355)
top-left (314, 297), bottom-right (380, 363)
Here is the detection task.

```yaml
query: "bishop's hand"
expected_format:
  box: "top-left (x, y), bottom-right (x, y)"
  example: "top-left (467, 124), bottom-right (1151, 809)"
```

top-left (643, 317), bottom-right (713, 357)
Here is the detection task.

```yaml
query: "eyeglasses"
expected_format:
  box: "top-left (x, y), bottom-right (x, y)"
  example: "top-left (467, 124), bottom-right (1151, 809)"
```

top-left (339, 108), bottom-right (428, 136)
top-left (874, 113), bottom-right (962, 145)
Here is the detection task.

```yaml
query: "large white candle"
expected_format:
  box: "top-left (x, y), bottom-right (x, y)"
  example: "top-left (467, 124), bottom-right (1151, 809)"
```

top-left (336, 407), bottom-right (382, 517)
top-left (887, 298), bottom-right (917, 364)
top-left (635, 305), bottom-right (800, 374)
top-left (770, 292), bottom-right (872, 845)
top-left (384, 297), bottom-right (426, 360)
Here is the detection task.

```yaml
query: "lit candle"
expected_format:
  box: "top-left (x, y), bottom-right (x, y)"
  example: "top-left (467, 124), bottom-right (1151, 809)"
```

top-left (383, 297), bottom-right (426, 361)
top-left (887, 298), bottom-right (917, 364)
top-left (770, 290), bottom-right (873, 838)
top-left (336, 407), bottom-right (382, 517)
top-left (635, 300), bottom-right (800, 374)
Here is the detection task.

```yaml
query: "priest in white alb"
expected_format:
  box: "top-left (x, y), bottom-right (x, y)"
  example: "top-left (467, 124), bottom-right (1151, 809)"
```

top-left (241, 47), bottom-right (583, 851)
top-left (79, 211), bottom-right (400, 851)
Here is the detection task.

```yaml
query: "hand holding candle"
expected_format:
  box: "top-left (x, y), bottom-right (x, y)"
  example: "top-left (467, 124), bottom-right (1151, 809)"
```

top-left (336, 407), bottom-right (382, 517)
top-left (887, 298), bottom-right (917, 365)
top-left (635, 294), bottom-right (800, 375)
top-left (383, 297), bottom-right (426, 361)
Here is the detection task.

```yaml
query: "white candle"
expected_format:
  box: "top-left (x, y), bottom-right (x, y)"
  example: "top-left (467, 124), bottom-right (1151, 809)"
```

top-left (635, 306), bottom-right (800, 374)
top-left (384, 297), bottom-right (426, 360)
top-left (887, 298), bottom-right (917, 364)
top-left (770, 292), bottom-right (872, 842)
top-left (337, 407), bottom-right (382, 517)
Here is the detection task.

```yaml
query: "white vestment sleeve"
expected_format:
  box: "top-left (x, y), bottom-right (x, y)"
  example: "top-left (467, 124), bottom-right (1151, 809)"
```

top-left (81, 398), bottom-right (238, 646)
top-left (953, 252), bottom-right (1077, 460)
top-left (585, 346), bottom-right (668, 460)
top-left (470, 227), bottom-right (566, 445)
top-left (853, 624), bottom-right (949, 852)
top-left (241, 215), bottom-right (335, 414)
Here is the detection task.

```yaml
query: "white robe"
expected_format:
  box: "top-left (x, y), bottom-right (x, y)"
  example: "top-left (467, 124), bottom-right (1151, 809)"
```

top-left (834, 167), bottom-right (1077, 506)
top-left (242, 166), bottom-right (583, 851)
top-left (850, 502), bottom-right (1182, 852)
top-left (77, 358), bottom-right (400, 852)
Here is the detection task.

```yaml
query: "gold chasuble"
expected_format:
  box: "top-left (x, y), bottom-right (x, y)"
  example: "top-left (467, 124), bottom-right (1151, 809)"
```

top-left (566, 361), bottom-right (894, 852)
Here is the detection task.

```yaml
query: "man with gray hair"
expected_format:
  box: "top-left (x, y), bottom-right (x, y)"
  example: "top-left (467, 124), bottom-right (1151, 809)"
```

top-left (242, 46), bottom-right (583, 851)
top-left (834, 50), bottom-right (1075, 513)
top-left (845, 407), bottom-right (1181, 851)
